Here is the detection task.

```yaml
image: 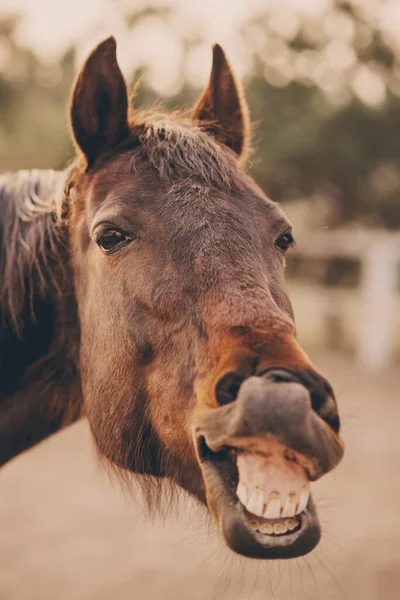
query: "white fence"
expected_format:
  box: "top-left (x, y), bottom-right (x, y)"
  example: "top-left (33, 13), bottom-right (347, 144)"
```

top-left (293, 229), bottom-right (400, 371)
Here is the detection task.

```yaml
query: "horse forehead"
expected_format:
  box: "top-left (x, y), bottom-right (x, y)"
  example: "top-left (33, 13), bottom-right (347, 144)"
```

top-left (88, 148), bottom-right (287, 242)
top-left (92, 161), bottom-right (277, 222)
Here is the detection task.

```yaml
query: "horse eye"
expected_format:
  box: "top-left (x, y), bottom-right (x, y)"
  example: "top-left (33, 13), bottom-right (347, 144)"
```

top-left (96, 228), bottom-right (131, 252)
top-left (275, 232), bottom-right (294, 253)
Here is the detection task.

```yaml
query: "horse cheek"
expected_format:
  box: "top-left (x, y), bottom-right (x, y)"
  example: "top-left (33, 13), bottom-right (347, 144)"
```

top-left (147, 371), bottom-right (197, 463)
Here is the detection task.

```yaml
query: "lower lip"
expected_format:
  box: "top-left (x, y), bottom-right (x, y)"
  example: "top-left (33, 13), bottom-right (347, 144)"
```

top-left (199, 460), bottom-right (321, 557)
top-left (195, 436), bottom-right (321, 558)
top-left (220, 499), bottom-right (321, 559)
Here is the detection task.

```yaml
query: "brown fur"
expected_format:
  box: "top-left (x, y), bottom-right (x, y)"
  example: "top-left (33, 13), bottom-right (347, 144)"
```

top-left (0, 38), bottom-right (341, 524)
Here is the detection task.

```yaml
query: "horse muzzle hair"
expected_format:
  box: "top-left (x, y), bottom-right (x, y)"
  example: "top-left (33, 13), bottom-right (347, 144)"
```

top-left (193, 334), bottom-right (344, 559)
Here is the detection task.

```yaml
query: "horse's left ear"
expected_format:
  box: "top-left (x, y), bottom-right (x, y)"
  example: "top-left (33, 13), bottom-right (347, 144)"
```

top-left (192, 44), bottom-right (250, 161)
top-left (70, 37), bottom-right (130, 169)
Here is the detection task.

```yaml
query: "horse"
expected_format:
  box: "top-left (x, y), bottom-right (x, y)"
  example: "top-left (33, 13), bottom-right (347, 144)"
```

top-left (0, 37), bottom-right (344, 560)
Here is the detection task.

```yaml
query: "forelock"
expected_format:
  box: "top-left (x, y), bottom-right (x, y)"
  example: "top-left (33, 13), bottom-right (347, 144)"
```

top-left (129, 116), bottom-right (247, 190)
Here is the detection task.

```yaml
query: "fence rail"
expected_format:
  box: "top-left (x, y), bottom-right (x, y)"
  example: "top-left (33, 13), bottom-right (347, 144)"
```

top-left (293, 229), bottom-right (400, 370)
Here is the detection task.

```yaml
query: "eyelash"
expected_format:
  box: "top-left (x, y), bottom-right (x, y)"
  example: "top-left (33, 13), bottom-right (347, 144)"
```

top-left (95, 227), bottom-right (135, 253)
top-left (275, 232), bottom-right (295, 253)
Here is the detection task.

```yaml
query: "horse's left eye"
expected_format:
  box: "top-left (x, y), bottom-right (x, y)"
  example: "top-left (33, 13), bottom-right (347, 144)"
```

top-left (275, 232), bottom-right (294, 253)
top-left (96, 229), bottom-right (131, 253)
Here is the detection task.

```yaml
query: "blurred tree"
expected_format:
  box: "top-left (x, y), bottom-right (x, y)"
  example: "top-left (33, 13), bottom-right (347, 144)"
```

top-left (1, 0), bottom-right (400, 229)
top-left (0, 17), bottom-right (75, 171)
top-left (238, 0), bottom-right (400, 229)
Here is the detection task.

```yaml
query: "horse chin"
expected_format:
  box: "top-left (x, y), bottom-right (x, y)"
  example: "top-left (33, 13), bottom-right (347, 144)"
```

top-left (196, 437), bottom-right (321, 559)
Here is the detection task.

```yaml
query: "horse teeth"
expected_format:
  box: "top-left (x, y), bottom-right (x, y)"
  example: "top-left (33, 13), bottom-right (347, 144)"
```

top-left (263, 492), bottom-right (281, 519)
top-left (248, 519), bottom-right (261, 530)
top-left (281, 492), bottom-right (297, 518)
top-left (273, 522), bottom-right (288, 535)
top-left (285, 518), bottom-right (299, 531)
top-left (236, 482), bottom-right (248, 505)
top-left (296, 484), bottom-right (310, 515)
top-left (259, 522), bottom-right (273, 534)
top-left (246, 486), bottom-right (264, 517)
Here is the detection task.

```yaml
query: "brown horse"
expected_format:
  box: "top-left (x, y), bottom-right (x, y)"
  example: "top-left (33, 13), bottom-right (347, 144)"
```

top-left (0, 37), bottom-right (344, 559)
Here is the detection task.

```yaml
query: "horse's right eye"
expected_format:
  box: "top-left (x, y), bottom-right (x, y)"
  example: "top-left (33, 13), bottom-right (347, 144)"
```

top-left (95, 228), bottom-right (131, 253)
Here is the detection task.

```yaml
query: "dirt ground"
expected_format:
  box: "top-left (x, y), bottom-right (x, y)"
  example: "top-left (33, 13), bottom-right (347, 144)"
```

top-left (1, 354), bottom-right (400, 600)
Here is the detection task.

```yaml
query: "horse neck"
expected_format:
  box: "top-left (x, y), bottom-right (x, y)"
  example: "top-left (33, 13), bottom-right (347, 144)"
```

top-left (0, 170), bottom-right (83, 466)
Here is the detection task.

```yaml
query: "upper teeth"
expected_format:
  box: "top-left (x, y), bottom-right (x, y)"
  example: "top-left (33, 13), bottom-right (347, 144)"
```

top-left (281, 492), bottom-right (297, 517)
top-left (237, 481), bottom-right (310, 519)
top-left (235, 452), bottom-right (311, 521)
top-left (263, 491), bottom-right (281, 518)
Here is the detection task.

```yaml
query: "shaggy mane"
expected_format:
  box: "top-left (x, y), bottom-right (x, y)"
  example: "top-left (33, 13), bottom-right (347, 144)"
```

top-left (0, 169), bottom-right (68, 334)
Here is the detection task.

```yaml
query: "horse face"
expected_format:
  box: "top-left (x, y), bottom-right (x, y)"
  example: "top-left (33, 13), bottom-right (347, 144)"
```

top-left (69, 38), bottom-right (344, 559)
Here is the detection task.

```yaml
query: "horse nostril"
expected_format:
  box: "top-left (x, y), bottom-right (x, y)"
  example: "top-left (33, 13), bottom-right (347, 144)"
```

top-left (215, 372), bottom-right (245, 406)
top-left (260, 369), bottom-right (300, 385)
top-left (316, 396), bottom-right (340, 432)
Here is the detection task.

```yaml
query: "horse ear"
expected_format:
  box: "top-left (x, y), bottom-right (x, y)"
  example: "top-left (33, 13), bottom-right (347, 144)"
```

top-left (70, 37), bottom-right (130, 169)
top-left (192, 44), bottom-right (250, 161)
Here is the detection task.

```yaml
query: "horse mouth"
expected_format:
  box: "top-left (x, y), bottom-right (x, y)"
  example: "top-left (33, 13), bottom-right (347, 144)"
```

top-left (196, 437), bottom-right (321, 559)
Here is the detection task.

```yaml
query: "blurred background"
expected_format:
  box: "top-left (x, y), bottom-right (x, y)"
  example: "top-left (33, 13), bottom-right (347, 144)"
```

top-left (0, 1), bottom-right (399, 599)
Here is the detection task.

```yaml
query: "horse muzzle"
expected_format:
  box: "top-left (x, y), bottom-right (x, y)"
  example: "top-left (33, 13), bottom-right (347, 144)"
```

top-left (193, 369), bottom-right (345, 559)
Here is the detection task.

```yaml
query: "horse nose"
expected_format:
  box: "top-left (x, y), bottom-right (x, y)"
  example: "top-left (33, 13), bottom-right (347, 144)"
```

top-left (234, 376), bottom-right (313, 440)
top-left (202, 370), bottom-right (344, 480)
top-left (215, 369), bottom-right (300, 406)
top-left (257, 368), bottom-right (300, 385)
top-left (229, 373), bottom-right (343, 477)
top-left (215, 367), bottom-right (340, 433)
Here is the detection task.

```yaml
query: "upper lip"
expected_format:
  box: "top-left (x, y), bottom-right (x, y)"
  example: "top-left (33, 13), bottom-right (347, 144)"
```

top-left (194, 376), bottom-right (344, 481)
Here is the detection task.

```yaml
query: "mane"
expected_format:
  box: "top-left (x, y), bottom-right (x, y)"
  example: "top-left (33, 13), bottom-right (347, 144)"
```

top-left (127, 113), bottom-right (249, 190)
top-left (0, 169), bottom-right (68, 335)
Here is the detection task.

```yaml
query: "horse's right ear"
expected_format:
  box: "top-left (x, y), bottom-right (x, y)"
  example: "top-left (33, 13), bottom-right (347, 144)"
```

top-left (70, 37), bottom-right (130, 169)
